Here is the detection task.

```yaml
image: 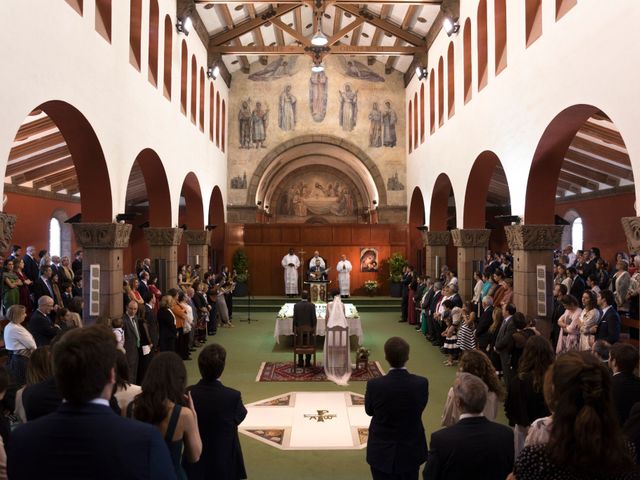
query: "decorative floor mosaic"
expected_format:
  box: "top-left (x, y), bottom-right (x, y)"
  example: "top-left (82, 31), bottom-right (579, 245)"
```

top-left (255, 361), bottom-right (384, 382)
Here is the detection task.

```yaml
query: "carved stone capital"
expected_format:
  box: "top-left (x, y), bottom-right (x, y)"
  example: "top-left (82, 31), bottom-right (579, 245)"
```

top-left (621, 217), bottom-right (640, 254)
top-left (0, 213), bottom-right (17, 254)
top-left (421, 230), bottom-right (451, 247)
top-left (143, 227), bottom-right (183, 246)
top-left (505, 224), bottom-right (563, 251)
top-left (451, 229), bottom-right (491, 248)
top-left (183, 229), bottom-right (212, 245)
top-left (72, 223), bottom-right (132, 249)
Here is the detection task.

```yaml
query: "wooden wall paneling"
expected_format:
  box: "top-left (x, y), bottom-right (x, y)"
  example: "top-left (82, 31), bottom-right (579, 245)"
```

top-left (332, 225), bottom-right (352, 243)
top-left (301, 226), bottom-right (332, 244)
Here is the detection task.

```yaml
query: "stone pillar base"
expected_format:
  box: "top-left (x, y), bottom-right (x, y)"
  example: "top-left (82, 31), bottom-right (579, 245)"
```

top-left (422, 230), bottom-right (451, 280)
top-left (183, 230), bottom-right (212, 272)
top-left (144, 228), bottom-right (183, 292)
top-left (72, 223), bottom-right (132, 324)
top-left (506, 224), bottom-right (563, 336)
top-left (452, 229), bottom-right (490, 299)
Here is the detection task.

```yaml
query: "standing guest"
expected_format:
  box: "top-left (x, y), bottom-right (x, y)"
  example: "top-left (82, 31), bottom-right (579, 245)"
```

top-left (72, 276), bottom-right (82, 298)
top-left (71, 250), bottom-right (82, 276)
top-left (6, 245), bottom-right (21, 263)
top-left (365, 337), bottom-right (429, 480)
top-left (123, 301), bottom-right (143, 383)
top-left (408, 272), bottom-right (418, 325)
top-left (206, 287), bottom-right (218, 336)
top-left (3, 305), bottom-right (36, 386)
top-left (14, 347), bottom-right (52, 423)
top-left (13, 259), bottom-right (32, 315)
top-left (158, 295), bottom-right (178, 352)
top-left (612, 260), bottom-right (631, 316)
top-left (180, 291), bottom-right (195, 356)
top-left (628, 255), bottom-right (640, 320)
top-left (171, 291), bottom-right (189, 358)
top-left (441, 350), bottom-right (505, 426)
top-left (426, 282), bottom-right (444, 344)
top-left (475, 296), bottom-right (495, 351)
top-left (492, 270), bottom-right (508, 308)
top-left (494, 303), bottom-right (517, 389)
top-left (556, 295), bottom-right (582, 355)
top-left (2, 259), bottom-right (21, 312)
top-left (596, 289), bottom-right (621, 344)
top-left (130, 352), bottom-right (202, 480)
top-left (60, 282), bottom-right (73, 308)
top-left (8, 326), bottom-right (176, 480)
top-left (50, 255), bottom-right (61, 278)
top-left (441, 302), bottom-right (460, 367)
top-left (456, 301), bottom-right (477, 353)
top-left (400, 265), bottom-right (412, 323)
top-left (578, 290), bottom-right (600, 351)
top-left (505, 336), bottom-right (554, 457)
top-left (480, 270), bottom-right (496, 305)
top-left (128, 277), bottom-right (145, 308)
top-left (148, 275), bottom-right (162, 313)
top-left (113, 349), bottom-right (141, 414)
top-left (22, 246), bottom-right (39, 286)
top-left (185, 344), bottom-right (247, 480)
top-left (513, 351), bottom-right (637, 480)
top-left (191, 281), bottom-right (209, 344)
top-left (27, 296), bottom-right (59, 347)
top-left (219, 266), bottom-right (234, 322)
top-left (425, 373), bottom-right (514, 480)
top-left (50, 271), bottom-right (65, 308)
top-left (143, 293), bottom-right (159, 352)
top-left (610, 343), bottom-right (640, 426)
top-left (471, 271), bottom-right (484, 315)
top-left (138, 258), bottom-right (152, 279)
top-left (32, 265), bottom-right (55, 305)
top-left (58, 256), bottom-right (74, 285)
top-left (112, 317), bottom-right (125, 352)
top-left (292, 291), bottom-right (317, 368)
top-left (281, 248), bottom-right (300, 297)
top-left (567, 267), bottom-right (586, 304)
top-left (550, 283), bottom-right (568, 350)
top-left (213, 281), bottom-right (232, 328)
top-left (336, 254), bottom-right (353, 298)
top-left (419, 277), bottom-right (435, 336)
top-left (510, 315), bottom-right (539, 372)
top-left (487, 307), bottom-right (504, 371)
top-left (138, 270), bottom-right (150, 301)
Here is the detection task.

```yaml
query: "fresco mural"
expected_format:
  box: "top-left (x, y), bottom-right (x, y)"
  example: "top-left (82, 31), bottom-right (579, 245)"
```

top-left (278, 85), bottom-right (297, 131)
top-left (248, 56), bottom-right (298, 81)
top-left (238, 99), bottom-right (270, 149)
top-left (338, 84), bottom-right (358, 132)
top-left (341, 59), bottom-right (385, 83)
top-left (309, 71), bottom-right (328, 122)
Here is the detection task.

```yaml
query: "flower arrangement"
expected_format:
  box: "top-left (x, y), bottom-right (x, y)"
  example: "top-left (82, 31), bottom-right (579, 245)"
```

top-left (364, 280), bottom-right (379, 293)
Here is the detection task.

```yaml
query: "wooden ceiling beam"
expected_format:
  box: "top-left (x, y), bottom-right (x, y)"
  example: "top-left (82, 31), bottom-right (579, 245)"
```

top-left (245, 4), bottom-right (266, 47)
top-left (335, 4), bottom-right (426, 46)
top-left (210, 44), bottom-right (422, 55)
top-left (11, 156), bottom-right (74, 184)
top-left (386, 5), bottom-right (419, 71)
top-left (6, 145), bottom-right (70, 176)
top-left (565, 148), bottom-right (634, 181)
top-left (581, 121), bottom-right (626, 149)
top-left (561, 158), bottom-right (621, 187)
top-left (208, 4), bottom-right (300, 45)
top-left (14, 117), bottom-right (57, 141)
top-left (218, 4), bottom-right (251, 73)
top-left (327, 17), bottom-right (365, 46)
top-left (332, 7), bottom-right (343, 37)
top-left (197, 1), bottom-right (442, 4)
top-left (557, 179), bottom-right (582, 194)
top-left (559, 171), bottom-right (599, 191)
top-left (51, 178), bottom-right (79, 194)
top-left (9, 132), bottom-right (65, 161)
top-left (271, 17), bottom-right (310, 46)
top-left (571, 136), bottom-right (631, 166)
top-left (33, 167), bottom-right (77, 189)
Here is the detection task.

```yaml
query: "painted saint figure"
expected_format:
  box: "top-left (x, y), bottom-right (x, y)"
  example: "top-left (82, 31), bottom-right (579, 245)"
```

top-left (337, 255), bottom-right (353, 297)
top-left (278, 85), bottom-right (297, 131)
top-left (238, 101), bottom-right (252, 149)
top-left (338, 84), bottom-right (358, 132)
top-left (382, 101), bottom-right (397, 147)
top-left (344, 60), bottom-right (385, 83)
top-left (281, 248), bottom-right (300, 297)
top-left (368, 102), bottom-right (382, 148)
top-left (251, 101), bottom-right (268, 149)
top-left (309, 71), bottom-right (328, 122)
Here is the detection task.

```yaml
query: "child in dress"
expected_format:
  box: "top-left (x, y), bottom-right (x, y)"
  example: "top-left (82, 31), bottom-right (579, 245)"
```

top-left (441, 300), bottom-right (460, 366)
top-left (111, 317), bottom-right (125, 352)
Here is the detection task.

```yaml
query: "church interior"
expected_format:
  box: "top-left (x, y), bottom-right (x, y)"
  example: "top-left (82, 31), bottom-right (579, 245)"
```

top-left (2, 0), bottom-right (640, 479)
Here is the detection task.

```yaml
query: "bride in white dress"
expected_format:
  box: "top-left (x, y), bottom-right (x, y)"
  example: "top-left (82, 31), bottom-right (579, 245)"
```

top-left (324, 292), bottom-right (352, 385)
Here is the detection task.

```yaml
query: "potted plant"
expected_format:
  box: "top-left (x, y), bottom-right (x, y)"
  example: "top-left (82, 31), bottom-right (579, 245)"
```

top-left (232, 248), bottom-right (249, 297)
top-left (388, 252), bottom-right (406, 297)
top-left (363, 280), bottom-right (379, 296)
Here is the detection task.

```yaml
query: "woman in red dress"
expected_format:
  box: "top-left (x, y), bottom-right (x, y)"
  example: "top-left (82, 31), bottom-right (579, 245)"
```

top-left (14, 259), bottom-right (33, 316)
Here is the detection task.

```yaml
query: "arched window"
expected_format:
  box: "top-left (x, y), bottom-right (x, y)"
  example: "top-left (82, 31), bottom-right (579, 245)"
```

top-left (163, 15), bottom-right (172, 100)
top-left (408, 100), bottom-right (413, 153)
top-left (215, 92), bottom-right (220, 147)
top-left (495, 0), bottom-right (507, 75)
top-left (429, 70), bottom-right (435, 134)
top-left (571, 217), bottom-right (583, 251)
top-left (95, 0), bottom-right (112, 42)
top-left (413, 93), bottom-right (418, 149)
top-left (221, 100), bottom-right (226, 152)
top-left (556, 0), bottom-right (577, 21)
top-left (129, 0), bottom-right (142, 70)
top-left (463, 18), bottom-right (472, 104)
top-left (148, 0), bottom-right (159, 86)
top-left (419, 84), bottom-right (425, 144)
top-left (525, 0), bottom-right (543, 47)
top-left (477, 0), bottom-right (488, 91)
top-left (180, 41), bottom-right (188, 114)
top-left (49, 218), bottom-right (61, 258)
top-left (199, 67), bottom-right (205, 131)
top-left (437, 57), bottom-right (444, 126)
top-left (190, 55), bottom-right (197, 124)
top-left (447, 42), bottom-right (455, 118)
top-left (209, 83), bottom-right (214, 142)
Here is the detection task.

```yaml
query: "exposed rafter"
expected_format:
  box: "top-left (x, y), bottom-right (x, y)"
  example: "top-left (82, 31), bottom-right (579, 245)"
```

top-left (209, 44), bottom-right (423, 55)
top-left (271, 17), bottom-right (310, 46)
top-left (327, 17), bottom-right (365, 46)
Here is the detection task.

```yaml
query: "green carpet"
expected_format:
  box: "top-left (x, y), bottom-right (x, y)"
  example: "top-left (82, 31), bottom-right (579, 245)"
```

top-left (185, 308), bottom-right (507, 480)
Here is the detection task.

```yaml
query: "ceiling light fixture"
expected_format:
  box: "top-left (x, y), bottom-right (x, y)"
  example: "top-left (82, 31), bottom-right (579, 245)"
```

top-left (311, 62), bottom-right (325, 73)
top-left (311, 29), bottom-right (328, 46)
top-left (443, 17), bottom-right (460, 36)
top-left (415, 65), bottom-right (428, 81)
top-left (176, 16), bottom-right (193, 36)
top-left (207, 64), bottom-right (220, 79)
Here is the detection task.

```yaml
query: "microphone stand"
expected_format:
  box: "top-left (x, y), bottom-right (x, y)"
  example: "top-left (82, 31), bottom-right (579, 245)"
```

top-left (240, 278), bottom-right (256, 324)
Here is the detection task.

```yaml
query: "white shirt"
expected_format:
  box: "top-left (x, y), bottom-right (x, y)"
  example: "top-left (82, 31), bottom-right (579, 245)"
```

top-left (309, 256), bottom-right (326, 269)
top-left (3, 322), bottom-right (36, 351)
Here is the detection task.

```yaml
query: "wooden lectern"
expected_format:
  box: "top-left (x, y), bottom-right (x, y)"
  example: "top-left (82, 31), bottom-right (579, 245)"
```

top-left (306, 281), bottom-right (330, 304)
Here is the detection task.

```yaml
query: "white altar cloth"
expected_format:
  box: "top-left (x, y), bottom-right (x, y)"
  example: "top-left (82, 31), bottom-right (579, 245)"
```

top-left (274, 303), bottom-right (363, 344)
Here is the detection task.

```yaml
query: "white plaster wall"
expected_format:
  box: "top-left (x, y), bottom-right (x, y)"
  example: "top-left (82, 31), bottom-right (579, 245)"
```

top-left (0, 0), bottom-right (229, 225)
top-left (406, 0), bottom-right (640, 226)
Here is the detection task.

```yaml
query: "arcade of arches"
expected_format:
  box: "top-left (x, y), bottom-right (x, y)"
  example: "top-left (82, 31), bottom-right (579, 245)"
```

top-left (1, 0), bottom-right (640, 335)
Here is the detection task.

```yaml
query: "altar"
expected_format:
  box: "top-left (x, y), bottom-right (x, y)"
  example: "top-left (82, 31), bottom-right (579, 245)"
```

top-left (274, 303), bottom-right (363, 344)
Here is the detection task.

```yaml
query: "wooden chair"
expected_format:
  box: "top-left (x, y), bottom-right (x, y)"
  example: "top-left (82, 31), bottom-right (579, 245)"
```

top-left (293, 324), bottom-right (316, 372)
top-left (325, 324), bottom-right (350, 372)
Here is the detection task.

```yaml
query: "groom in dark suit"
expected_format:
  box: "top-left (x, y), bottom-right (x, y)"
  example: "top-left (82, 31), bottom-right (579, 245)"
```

top-left (293, 290), bottom-right (317, 368)
top-left (366, 337), bottom-right (429, 480)
top-left (423, 373), bottom-right (514, 480)
top-left (185, 344), bottom-right (247, 480)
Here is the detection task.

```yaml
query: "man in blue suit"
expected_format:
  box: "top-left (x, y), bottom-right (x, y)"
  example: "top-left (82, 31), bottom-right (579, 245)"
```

top-left (8, 325), bottom-right (176, 480)
top-left (365, 337), bottom-right (429, 480)
top-left (597, 289), bottom-right (621, 344)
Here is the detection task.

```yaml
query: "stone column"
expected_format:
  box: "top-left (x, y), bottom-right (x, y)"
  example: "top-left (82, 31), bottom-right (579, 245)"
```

top-left (143, 227), bottom-right (183, 292)
top-left (421, 230), bottom-right (451, 280)
top-left (505, 225), bottom-right (562, 334)
top-left (183, 229), bottom-right (212, 271)
top-left (72, 222), bottom-right (132, 324)
top-left (0, 213), bottom-right (17, 254)
top-left (451, 229), bottom-right (491, 299)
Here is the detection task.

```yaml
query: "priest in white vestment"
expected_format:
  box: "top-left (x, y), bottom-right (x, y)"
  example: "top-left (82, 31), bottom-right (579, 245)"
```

top-left (281, 248), bottom-right (300, 297)
top-left (337, 254), bottom-right (353, 297)
top-left (308, 250), bottom-right (326, 269)
top-left (324, 291), bottom-right (351, 385)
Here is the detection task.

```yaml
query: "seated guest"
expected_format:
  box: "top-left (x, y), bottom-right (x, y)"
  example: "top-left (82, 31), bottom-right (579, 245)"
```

top-left (424, 372), bottom-right (513, 480)
top-left (610, 343), bottom-right (640, 426)
top-left (441, 350), bottom-right (505, 426)
top-left (184, 344), bottom-right (247, 480)
top-left (130, 352), bottom-right (201, 479)
top-left (27, 296), bottom-right (60, 347)
top-left (596, 289), bottom-right (621, 344)
top-left (8, 326), bottom-right (176, 479)
top-left (3, 305), bottom-right (36, 386)
top-left (513, 351), bottom-right (638, 480)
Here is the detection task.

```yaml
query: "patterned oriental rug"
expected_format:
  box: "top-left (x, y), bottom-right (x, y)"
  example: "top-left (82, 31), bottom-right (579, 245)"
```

top-left (256, 361), bottom-right (384, 382)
